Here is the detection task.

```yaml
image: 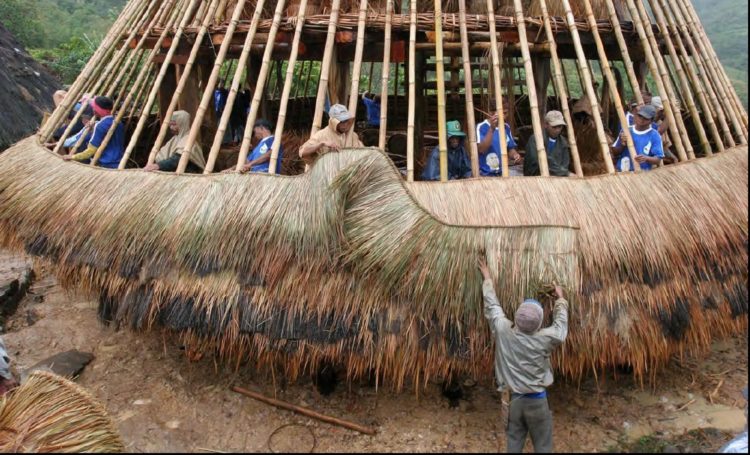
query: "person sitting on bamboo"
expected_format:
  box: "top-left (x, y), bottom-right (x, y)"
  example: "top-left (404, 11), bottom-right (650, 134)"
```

top-left (223, 119), bottom-right (283, 174)
top-left (361, 91), bottom-right (381, 128)
top-left (651, 96), bottom-right (678, 165)
top-left (45, 105), bottom-right (95, 156)
top-left (478, 257), bottom-right (568, 453)
top-left (422, 120), bottom-right (472, 181)
top-left (523, 111), bottom-right (573, 177)
top-left (611, 104), bottom-right (664, 172)
top-left (298, 104), bottom-right (363, 167)
top-left (62, 96), bottom-right (125, 169)
top-left (143, 111), bottom-right (206, 173)
top-left (476, 100), bottom-right (522, 177)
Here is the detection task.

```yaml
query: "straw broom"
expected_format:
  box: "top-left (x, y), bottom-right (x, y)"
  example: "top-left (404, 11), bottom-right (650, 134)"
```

top-left (434, 0), bottom-right (448, 181)
top-left (0, 371), bottom-right (124, 453)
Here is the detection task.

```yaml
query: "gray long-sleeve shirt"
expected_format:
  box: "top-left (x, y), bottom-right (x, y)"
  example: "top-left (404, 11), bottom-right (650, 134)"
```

top-left (482, 279), bottom-right (569, 394)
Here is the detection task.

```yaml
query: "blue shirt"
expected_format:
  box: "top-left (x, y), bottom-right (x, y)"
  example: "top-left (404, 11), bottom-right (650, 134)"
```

top-left (89, 116), bottom-right (125, 169)
top-left (612, 125), bottom-right (664, 171)
top-left (214, 88), bottom-right (228, 114)
top-left (247, 136), bottom-right (283, 174)
top-left (362, 97), bottom-right (380, 127)
top-left (475, 120), bottom-right (517, 176)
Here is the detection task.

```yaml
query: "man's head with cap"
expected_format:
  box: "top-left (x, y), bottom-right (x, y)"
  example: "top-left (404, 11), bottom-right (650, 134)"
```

top-left (651, 96), bottom-right (664, 111)
top-left (544, 110), bottom-right (566, 138)
top-left (329, 104), bottom-right (354, 133)
top-left (515, 299), bottom-right (544, 334)
top-left (635, 104), bottom-right (657, 130)
top-left (446, 120), bottom-right (466, 148)
top-left (92, 96), bottom-right (114, 117)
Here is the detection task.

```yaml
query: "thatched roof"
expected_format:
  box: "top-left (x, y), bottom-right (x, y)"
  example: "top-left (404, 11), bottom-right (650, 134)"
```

top-left (0, 23), bottom-right (60, 151)
top-left (0, 138), bottom-right (746, 389)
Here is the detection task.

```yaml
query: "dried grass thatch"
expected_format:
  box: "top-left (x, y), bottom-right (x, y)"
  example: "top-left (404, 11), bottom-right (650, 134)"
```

top-left (0, 371), bottom-right (124, 453)
top-left (0, 137), bottom-right (746, 390)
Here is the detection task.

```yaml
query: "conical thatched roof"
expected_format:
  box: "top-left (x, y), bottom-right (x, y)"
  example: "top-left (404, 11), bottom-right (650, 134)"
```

top-left (0, 23), bottom-right (61, 151)
top-left (1, 0), bottom-right (748, 390)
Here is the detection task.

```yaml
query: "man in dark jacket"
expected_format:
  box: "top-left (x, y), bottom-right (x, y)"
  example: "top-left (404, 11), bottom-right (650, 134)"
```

top-left (523, 111), bottom-right (572, 177)
top-left (422, 120), bottom-right (472, 181)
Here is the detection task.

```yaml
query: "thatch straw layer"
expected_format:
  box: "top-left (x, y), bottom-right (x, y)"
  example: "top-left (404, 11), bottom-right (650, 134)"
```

top-left (0, 137), bottom-right (747, 390)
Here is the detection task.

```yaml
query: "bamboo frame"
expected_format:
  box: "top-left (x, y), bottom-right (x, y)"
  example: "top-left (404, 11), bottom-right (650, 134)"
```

top-left (629, 0), bottom-right (693, 160)
top-left (143, 0), bottom-right (223, 167)
top-left (458, 0), bottom-right (479, 177)
top-left (347, 0), bottom-right (368, 139)
top-left (434, 0), bottom-right (448, 181)
top-left (378, 0), bottom-right (394, 150)
top-left (539, 0), bottom-right (582, 177)
top-left (486, 0), bottom-right (509, 178)
top-left (176, 0), bottom-right (250, 174)
top-left (234, 0), bottom-right (289, 170)
top-left (406, 0), bottom-right (417, 182)
top-left (268, 0), bottom-right (311, 174)
top-left (310, 0), bottom-right (344, 135)
top-left (646, 0), bottom-right (711, 156)
top-left (582, 0), bottom-right (641, 170)
top-left (203, 0), bottom-right (269, 173)
top-left (561, 0), bottom-right (614, 174)
top-left (513, 0), bottom-right (548, 176)
top-left (120, 0), bottom-right (203, 167)
top-left (655, 0), bottom-right (723, 153)
top-left (603, 0), bottom-right (643, 105)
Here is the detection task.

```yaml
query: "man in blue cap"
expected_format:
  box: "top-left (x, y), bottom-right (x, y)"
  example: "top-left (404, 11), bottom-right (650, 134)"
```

top-left (611, 104), bottom-right (664, 172)
top-left (479, 257), bottom-right (569, 453)
top-left (422, 120), bottom-right (472, 181)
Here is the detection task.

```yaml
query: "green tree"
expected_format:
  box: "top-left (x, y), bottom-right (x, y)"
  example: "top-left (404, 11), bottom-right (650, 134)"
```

top-left (0, 0), bottom-right (45, 48)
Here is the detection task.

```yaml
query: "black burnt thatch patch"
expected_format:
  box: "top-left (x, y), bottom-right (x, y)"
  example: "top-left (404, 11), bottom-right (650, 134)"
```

top-left (727, 282), bottom-right (748, 318)
top-left (658, 297), bottom-right (692, 341)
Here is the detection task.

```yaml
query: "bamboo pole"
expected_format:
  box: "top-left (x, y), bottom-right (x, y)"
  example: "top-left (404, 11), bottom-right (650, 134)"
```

top-left (674, 0), bottom-right (747, 143)
top-left (512, 0), bottom-right (548, 176)
top-left (367, 62), bottom-right (374, 93)
top-left (539, 0), bottom-right (580, 176)
top-left (647, 0), bottom-right (712, 156)
top-left (127, 72), bottom-right (155, 124)
top-left (623, 0), bottom-right (688, 162)
top-left (49, 0), bottom-right (150, 151)
top-left (347, 0), bottom-right (368, 133)
top-left (310, 0), bottom-right (344, 135)
top-left (485, 0), bottom-right (509, 178)
top-left (434, 0), bottom-right (448, 181)
top-left (664, 0), bottom-right (737, 148)
top-left (142, 0), bottom-right (223, 167)
top-left (176, 0), bottom-right (250, 174)
top-left (233, 0), bottom-right (289, 170)
top-left (581, 0), bottom-right (640, 172)
top-left (40, 0), bottom-right (140, 141)
top-left (377, 0), bottom-right (394, 150)
top-left (458, 0), bottom-right (479, 177)
top-left (406, 0), bottom-right (417, 182)
top-left (561, 0), bottom-right (614, 174)
top-left (120, 0), bottom-right (203, 168)
top-left (655, 0), bottom-right (722, 153)
top-left (603, 0), bottom-right (643, 105)
top-left (203, 0), bottom-right (269, 173)
top-left (629, 0), bottom-right (694, 160)
top-left (267, 0), bottom-right (312, 174)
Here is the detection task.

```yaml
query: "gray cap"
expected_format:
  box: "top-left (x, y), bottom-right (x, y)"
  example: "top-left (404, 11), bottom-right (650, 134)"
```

top-left (329, 104), bottom-right (353, 122)
top-left (637, 104), bottom-right (657, 120)
top-left (651, 96), bottom-right (664, 110)
top-left (544, 110), bottom-right (566, 127)
top-left (515, 299), bottom-right (544, 334)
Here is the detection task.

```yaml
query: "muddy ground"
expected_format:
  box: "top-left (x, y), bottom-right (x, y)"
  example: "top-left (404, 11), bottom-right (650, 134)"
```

top-left (1, 251), bottom-right (747, 453)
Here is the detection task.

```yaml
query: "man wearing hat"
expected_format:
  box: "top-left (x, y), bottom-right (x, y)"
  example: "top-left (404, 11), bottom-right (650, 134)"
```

top-left (63, 96), bottom-right (125, 169)
top-left (611, 104), bottom-right (664, 172)
top-left (476, 99), bottom-right (521, 177)
top-left (523, 110), bottom-right (572, 177)
top-left (422, 120), bottom-right (472, 181)
top-left (650, 96), bottom-right (678, 165)
top-left (299, 104), bottom-right (363, 166)
top-left (479, 257), bottom-right (569, 453)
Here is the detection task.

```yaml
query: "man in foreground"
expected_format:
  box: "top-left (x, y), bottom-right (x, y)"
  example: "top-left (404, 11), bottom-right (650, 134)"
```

top-left (479, 257), bottom-right (569, 453)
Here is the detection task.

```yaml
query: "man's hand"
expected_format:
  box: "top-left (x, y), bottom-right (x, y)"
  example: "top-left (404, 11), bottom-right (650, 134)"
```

top-left (554, 285), bottom-right (565, 300)
top-left (143, 163), bottom-right (160, 172)
top-left (478, 257), bottom-right (491, 281)
top-left (488, 114), bottom-right (499, 129)
top-left (322, 141), bottom-right (340, 152)
top-left (61, 155), bottom-right (73, 161)
top-left (634, 155), bottom-right (658, 165)
top-left (509, 150), bottom-right (522, 165)
top-left (238, 163), bottom-right (253, 174)
top-left (618, 131), bottom-right (627, 145)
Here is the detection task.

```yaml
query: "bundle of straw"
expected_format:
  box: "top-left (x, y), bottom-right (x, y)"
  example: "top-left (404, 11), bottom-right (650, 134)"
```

top-left (0, 371), bottom-right (124, 453)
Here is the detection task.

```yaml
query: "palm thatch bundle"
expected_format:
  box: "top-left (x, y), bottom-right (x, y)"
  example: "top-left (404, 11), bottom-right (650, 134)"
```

top-left (0, 138), bottom-right (746, 390)
top-left (0, 371), bottom-right (124, 453)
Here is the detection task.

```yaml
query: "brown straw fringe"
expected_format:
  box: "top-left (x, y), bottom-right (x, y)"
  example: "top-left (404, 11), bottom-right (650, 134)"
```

top-left (0, 138), bottom-right (747, 391)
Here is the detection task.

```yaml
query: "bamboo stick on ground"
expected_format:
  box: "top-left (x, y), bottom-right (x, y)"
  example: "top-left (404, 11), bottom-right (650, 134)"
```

top-left (485, 0), bottom-right (509, 178)
top-left (406, 0), bottom-right (417, 182)
top-left (310, 0), bottom-right (344, 135)
top-left (234, 0), bottom-right (289, 171)
top-left (203, 0), bottom-right (268, 173)
top-left (378, 0), bottom-right (394, 150)
top-left (561, 0), bottom-right (614, 174)
top-left (143, 0), bottom-right (223, 167)
top-left (539, 0), bottom-right (582, 177)
top-left (458, 0), bottom-right (479, 177)
top-left (512, 0), bottom-right (548, 176)
top-left (268, 0), bottom-right (314, 174)
top-left (434, 0), bottom-right (448, 181)
top-left (647, 0), bottom-right (711, 156)
top-left (176, 0), bottom-right (250, 174)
